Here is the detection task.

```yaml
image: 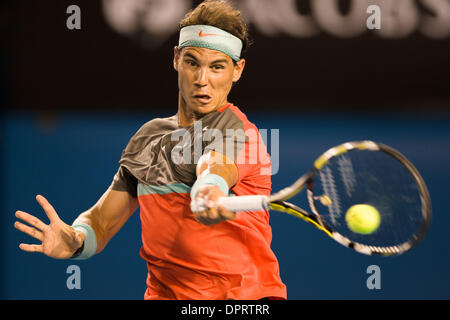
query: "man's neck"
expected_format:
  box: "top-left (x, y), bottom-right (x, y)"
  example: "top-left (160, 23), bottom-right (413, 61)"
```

top-left (177, 97), bottom-right (195, 127)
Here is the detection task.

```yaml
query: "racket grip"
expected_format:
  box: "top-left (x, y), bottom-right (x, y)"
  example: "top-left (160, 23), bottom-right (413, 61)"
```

top-left (217, 196), bottom-right (269, 212)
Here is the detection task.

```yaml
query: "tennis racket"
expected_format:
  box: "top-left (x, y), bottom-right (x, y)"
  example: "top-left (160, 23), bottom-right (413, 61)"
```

top-left (205, 141), bottom-right (431, 256)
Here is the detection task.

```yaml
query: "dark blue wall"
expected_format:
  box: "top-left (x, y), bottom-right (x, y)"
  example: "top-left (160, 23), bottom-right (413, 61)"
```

top-left (2, 111), bottom-right (450, 299)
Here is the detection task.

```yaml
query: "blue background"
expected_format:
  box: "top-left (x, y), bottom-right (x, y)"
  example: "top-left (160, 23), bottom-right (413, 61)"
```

top-left (2, 110), bottom-right (450, 300)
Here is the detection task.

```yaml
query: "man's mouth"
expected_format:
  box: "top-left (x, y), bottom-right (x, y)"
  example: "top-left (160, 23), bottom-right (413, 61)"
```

top-left (193, 94), bottom-right (212, 104)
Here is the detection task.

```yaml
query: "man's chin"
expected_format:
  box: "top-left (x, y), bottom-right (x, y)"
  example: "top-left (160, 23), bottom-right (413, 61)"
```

top-left (192, 103), bottom-right (216, 115)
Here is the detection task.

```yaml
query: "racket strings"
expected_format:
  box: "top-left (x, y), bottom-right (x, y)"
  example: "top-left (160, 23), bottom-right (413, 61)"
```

top-left (312, 148), bottom-right (427, 249)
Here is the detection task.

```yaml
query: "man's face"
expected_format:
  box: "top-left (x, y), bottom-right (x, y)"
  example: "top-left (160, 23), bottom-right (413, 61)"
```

top-left (174, 46), bottom-right (245, 116)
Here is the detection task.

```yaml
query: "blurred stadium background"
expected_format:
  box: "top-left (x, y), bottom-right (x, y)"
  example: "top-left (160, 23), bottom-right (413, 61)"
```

top-left (1, 0), bottom-right (450, 299)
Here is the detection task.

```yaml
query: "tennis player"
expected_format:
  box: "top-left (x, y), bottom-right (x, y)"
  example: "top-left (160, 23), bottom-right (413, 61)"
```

top-left (14, 0), bottom-right (287, 300)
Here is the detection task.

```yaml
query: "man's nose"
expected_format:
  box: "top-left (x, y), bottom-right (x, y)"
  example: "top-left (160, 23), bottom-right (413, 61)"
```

top-left (194, 67), bottom-right (208, 86)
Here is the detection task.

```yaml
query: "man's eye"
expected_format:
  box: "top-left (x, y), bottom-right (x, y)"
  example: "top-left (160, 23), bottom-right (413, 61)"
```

top-left (187, 60), bottom-right (197, 67)
top-left (212, 65), bottom-right (225, 70)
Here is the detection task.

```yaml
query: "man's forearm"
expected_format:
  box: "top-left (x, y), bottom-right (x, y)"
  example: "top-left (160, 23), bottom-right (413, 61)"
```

top-left (72, 189), bottom-right (139, 255)
top-left (196, 151), bottom-right (238, 188)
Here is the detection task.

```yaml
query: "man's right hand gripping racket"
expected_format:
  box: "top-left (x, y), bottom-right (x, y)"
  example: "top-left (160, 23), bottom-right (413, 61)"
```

top-left (193, 141), bottom-right (432, 256)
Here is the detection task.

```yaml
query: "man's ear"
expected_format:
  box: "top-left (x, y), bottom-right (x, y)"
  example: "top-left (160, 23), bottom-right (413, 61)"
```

top-left (232, 59), bottom-right (246, 82)
top-left (174, 46), bottom-right (180, 71)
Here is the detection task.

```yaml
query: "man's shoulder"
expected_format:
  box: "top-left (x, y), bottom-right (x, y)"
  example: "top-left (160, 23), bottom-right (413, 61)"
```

top-left (211, 103), bottom-right (257, 131)
top-left (133, 115), bottom-right (178, 137)
top-left (118, 115), bottom-right (178, 176)
top-left (217, 103), bottom-right (261, 133)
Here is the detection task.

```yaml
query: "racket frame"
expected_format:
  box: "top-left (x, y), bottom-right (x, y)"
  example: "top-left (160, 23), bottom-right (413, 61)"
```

top-left (268, 141), bottom-right (432, 256)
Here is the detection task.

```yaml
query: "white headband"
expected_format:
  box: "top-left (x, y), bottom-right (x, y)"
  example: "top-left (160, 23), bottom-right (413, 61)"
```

top-left (178, 25), bottom-right (243, 62)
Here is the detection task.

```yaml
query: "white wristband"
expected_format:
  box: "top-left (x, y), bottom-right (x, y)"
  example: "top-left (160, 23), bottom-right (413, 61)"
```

top-left (71, 223), bottom-right (97, 260)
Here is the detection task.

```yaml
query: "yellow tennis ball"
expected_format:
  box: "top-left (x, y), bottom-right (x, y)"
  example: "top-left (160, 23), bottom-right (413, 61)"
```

top-left (345, 204), bottom-right (380, 235)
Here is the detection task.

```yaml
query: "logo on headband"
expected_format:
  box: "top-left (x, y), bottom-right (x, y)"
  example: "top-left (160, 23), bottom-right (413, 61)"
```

top-left (199, 30), bottom-right (218, 37)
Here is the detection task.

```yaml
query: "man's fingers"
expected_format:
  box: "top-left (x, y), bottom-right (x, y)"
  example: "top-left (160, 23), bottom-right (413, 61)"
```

top-left (18, 243), bottom-right (43, 253)
top-left (194, 209), bottom-right (220, 226)
top-left (194, 211), bottom-right (210, 225)
top-left (192, 184), bottom-right (236, 225)
top-left (36, 195), bottom-right (59, 223)
top-left (196, 190), bottom-right (206, 198)
top-left (198, 185), bottom-right (220, 202)
top-left (14, 221), bottom-right (43, 241)
top-left (15, 211), bottom-right (47, 231)
top-left (196, 210), bottom-right (209, 221)
top-left (194, 207), bottom-right (235, 226)
top-left (206, 207), bottom-right (220, 221)
top-left (218, 206), bottom-right (237, 221)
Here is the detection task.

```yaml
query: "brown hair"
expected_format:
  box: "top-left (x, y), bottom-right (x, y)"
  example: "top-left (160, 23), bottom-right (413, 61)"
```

top-left (178, 0), bottom-right (252, 56)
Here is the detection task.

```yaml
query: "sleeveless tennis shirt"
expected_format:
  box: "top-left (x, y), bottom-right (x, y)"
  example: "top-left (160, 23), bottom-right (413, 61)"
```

top-left (111, 103), bottom-right (287, 300)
